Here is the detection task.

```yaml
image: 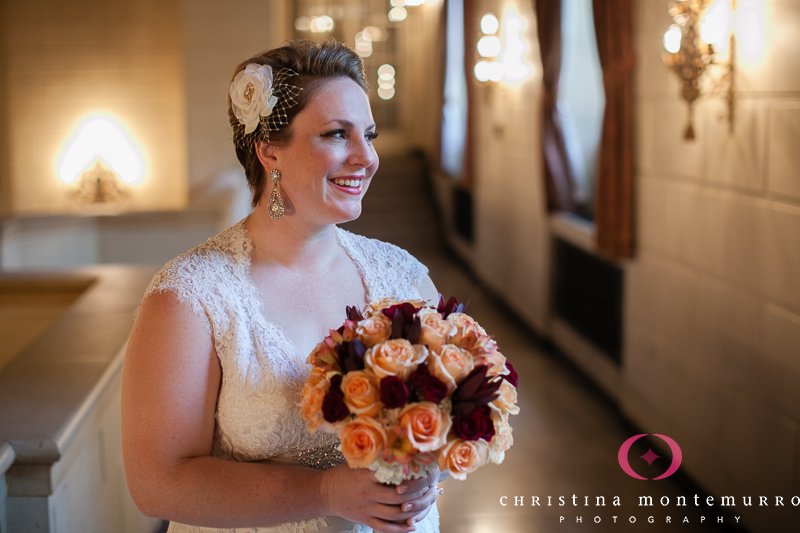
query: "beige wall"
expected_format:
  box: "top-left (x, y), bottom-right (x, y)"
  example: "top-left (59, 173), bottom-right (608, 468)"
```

top-left (438, 0), bottom-right (551, 334)
top-left (2, 0), bottom-right (188, 215)
top-left (622, 1), bottom-right (800, 530)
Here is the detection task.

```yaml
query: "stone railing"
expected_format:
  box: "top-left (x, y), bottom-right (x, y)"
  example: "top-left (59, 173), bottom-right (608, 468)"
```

top-left (0, 266), bottom-right (162, 533)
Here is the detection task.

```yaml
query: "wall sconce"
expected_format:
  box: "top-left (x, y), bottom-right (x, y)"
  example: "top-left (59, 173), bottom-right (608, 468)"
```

top-left (662, 0), bottom-right (736, 140)
top-left (58, 116), bottom-right (144, 206)
top-left (475, 13), bottom-right (504, 82)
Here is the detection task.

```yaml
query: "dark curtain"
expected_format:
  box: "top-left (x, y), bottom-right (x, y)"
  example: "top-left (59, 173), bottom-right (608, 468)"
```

top-left (462, 0), bottom-right (478, 190)
top-left (592, 0), bottom-right (635, 259)
top-left (535, 0), bottom-right (575, 212)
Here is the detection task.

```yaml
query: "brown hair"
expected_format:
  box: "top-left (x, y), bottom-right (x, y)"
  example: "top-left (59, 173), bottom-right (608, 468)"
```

top-left (228, 40), bottom-right (368, 207)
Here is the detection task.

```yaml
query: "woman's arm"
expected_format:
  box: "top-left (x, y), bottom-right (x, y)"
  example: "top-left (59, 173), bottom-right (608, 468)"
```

top-left (121, 292), bottom-right (428, 532)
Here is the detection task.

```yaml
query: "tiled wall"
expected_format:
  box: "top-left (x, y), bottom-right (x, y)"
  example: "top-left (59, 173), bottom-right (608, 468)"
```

top-left (625, 1), bottom-right (800, 530)
top-left (2, 0), bottom-right (188, 215)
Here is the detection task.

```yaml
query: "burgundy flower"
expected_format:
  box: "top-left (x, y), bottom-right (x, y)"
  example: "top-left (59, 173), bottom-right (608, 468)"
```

top-left (436, 294), bottom-right (469, 319)
top-left (451, 365), bottom-right (501, 416)
top-left (409, 364), bottom-right (448, 404)
top-left (502, 361), bottom-right (519, 388)
top-left (452, 405), bottom-right (495, 442)
top-left (322, 374), bottom-right (349, 423)
top-left (383, 303), bottom-right (422, 343)
top-left (380, 376), bottom-right (410, 409)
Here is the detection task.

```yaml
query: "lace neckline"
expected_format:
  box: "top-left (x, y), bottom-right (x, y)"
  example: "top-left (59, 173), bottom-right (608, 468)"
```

top-left (236, 219), bottom-right (372, 359)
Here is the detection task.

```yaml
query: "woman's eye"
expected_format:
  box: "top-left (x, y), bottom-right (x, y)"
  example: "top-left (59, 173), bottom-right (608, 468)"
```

top-left (322, 129), bottom-right (346, 139)
top-left (366, 131), bottom-right (379, 143)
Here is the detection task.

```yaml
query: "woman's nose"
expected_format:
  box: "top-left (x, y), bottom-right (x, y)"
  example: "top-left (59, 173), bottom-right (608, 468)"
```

top-left (349, 137), bottom-right (376, 168)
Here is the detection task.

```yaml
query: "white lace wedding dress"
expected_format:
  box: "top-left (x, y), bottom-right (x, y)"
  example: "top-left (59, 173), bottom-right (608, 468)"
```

top-left (143, 218), bottom-right (440, 533)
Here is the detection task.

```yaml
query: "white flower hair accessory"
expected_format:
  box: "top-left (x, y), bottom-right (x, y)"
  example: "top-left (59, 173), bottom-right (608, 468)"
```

top-left (229, 64), bottom-right (303, 149)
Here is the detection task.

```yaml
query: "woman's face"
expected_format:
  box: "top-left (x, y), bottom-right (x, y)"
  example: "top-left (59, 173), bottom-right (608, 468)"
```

top-left (260, 76), bottom-right (379, 226)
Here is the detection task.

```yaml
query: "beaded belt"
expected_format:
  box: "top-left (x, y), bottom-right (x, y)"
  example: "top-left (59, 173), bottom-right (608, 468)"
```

top-left (293, 444), bottom-right (347, 470)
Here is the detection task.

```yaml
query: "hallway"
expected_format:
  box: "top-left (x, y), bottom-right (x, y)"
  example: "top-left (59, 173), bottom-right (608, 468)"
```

top-left (344, 158), bottom-right (736, 532)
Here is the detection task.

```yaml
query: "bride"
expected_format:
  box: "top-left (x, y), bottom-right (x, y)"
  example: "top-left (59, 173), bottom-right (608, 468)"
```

top-left (121, 40), bottom-right (443, 533)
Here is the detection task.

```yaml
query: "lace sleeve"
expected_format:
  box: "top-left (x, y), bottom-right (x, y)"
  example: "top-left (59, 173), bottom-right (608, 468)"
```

top-left (138, 254), bottom-right (216, 335)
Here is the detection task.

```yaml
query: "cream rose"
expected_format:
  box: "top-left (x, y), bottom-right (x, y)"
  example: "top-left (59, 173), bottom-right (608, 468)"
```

top-left (489, 414), bottom-right (513, 464)
top-left (339, 417), bottom-right (388, 468)
top-left (228, 63), bottom-right (279, 134)
top-left (417, 308), bottom-right (455, 352)
top-left (437, 438), bottom-right (489, 480)
top-left (341, 370), bottom-right (383, 417)
top-left (399, 401), bottom-right (451, 452)
top-left (490, 380), bottom-right (520, 416)
top-left (356, 316), bottom-right (392, 347)
top-left (364, 339), bottom-right (427, 380)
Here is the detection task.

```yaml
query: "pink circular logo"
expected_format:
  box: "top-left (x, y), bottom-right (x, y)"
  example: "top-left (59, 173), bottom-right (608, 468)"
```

top-left (618, 434), bottom-right (682, 480)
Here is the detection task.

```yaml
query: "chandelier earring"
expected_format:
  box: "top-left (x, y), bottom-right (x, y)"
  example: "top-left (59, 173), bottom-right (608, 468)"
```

top-left (267, 169), bottom-right (285, 220)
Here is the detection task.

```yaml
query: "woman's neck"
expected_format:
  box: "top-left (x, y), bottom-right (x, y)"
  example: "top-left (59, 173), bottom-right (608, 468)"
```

top-left (244, 204), bottom-right (340, 273)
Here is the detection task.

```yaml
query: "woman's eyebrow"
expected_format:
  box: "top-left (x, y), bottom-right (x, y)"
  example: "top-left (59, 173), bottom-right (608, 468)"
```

top-left (322, 119), bottom-right (377, 130)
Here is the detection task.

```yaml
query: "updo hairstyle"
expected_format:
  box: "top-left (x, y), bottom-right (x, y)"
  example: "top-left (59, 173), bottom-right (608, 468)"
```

top-left (228, 40), bottom-right (368, 207)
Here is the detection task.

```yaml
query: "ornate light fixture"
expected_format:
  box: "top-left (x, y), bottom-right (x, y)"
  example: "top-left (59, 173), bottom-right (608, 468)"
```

top-left (662, 0), bottom-right (736, 140)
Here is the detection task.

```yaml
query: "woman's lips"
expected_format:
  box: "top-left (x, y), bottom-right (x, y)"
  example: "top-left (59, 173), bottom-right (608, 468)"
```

top-left (329, 176), bottom-right (364, 195)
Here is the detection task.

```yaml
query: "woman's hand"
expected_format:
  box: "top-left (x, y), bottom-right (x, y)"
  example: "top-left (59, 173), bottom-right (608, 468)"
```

top-left (396, 466), bottom-right (441, 528)
top-left (321, 465), bottom-right (442, 532)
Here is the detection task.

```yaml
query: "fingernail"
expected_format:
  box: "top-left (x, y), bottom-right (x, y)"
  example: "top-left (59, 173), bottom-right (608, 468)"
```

top-left (397, 485), bottom-right (408, 494)
top-left (402, 502), bottom-right (412, 512)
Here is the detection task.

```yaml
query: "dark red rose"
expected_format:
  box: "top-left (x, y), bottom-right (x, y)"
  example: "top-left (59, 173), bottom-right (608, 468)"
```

top-left (452, 406), bottom-right (495, 441)
top-left (380, 376), bottom-right (410, 409)
top-left (409, 364), bottom-right (448, 404)
top-left (322, 374), bottom-right (349, 423)
top-left (502, 361), bottom-right (518, 387)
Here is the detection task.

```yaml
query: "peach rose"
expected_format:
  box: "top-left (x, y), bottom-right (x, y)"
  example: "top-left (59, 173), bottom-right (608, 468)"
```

top-left (489, 413), bottom-right (513, 465)
top-left (477, 347), bottom-right (509, 377)
top-left (490, 380), bottom-right (520, 416)
top-left (356, 316), bottom-right (392, 347)
top-left (437, 438), bottom-right (489, 480)
top-left (417, 308), bottom-right (456, 352)
top-left (438, 344), bottom-right (475, 385)
top-left (339, 417), bottom-right (388, 468)
top-left (399, 401), bottom-right (451, 452)
top-left (364, 297), bottom-right (401, 318)
top-left (341, 370), bottom-right (383, 417)
top-left (300, 378), bottom-right (330, 433)
top-left (447, 312), bottom-right (487, 336)
top-left (364, 339), bottom-right (427, 380)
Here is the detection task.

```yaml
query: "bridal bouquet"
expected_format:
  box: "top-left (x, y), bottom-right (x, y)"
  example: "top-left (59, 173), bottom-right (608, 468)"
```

top-left (300, 296), bottom-right (519, 484)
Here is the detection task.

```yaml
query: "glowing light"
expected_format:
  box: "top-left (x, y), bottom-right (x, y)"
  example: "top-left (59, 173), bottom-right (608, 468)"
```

top-left (474, 60), bottom-right (491, 82)
top-left (405, 0), bottom-right (424, 5)
top-left (736, 0), bottom-right (768, 66)
top-left (58, 115), bottom-right (145, 185)
top-left (364, 26), bottom-right (386, 41)
top-left (355, 31), bottom-right (373, 57)
top-left (488, 62), bottom-right (504, 82)
top-left (310, 16), bottom-right (334, 33)
top-left (480, 13), bottom-right (499, 35)
top-left (377, 86), bottom-right (395, 100)
top-left (378, 64), bottom-right (396, 79)
top-left (295, 17), bottom-right (311, 31)
top-left (477, 35), bottom-right (502, 58)
top-left (500, 8), bottom-right (531, 83)
top-left (378, 78), bottom-right (396, 89)
top-left (390, 0), bottom-right (405, 6)
top-left (388, 7), bottom-right (407, 21)
top-left (663, 24), bottom-right (682, 53)
top-left (700, 0), bottom-right (732, 46)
